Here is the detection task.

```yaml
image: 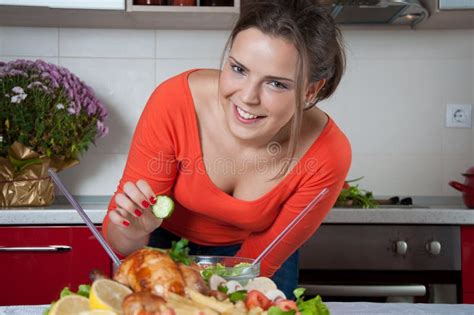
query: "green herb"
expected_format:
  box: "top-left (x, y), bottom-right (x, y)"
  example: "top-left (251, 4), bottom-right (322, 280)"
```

top-left (294, 288), bottom-right (330, 315)
top-left (59, 287), bottom-right (73, 298)
top-left (336, 177), bottom-right (377, 208)
top-left (217, 283), bottom-right (229, 294)
top-left (169, 238), bottom-right (191, 265)
top-left (228, 290), bottom-right (248, 302)
top-left (268, 306), bottom-right (296, 315)
top-left (76, 284), bottom-right (91, 298)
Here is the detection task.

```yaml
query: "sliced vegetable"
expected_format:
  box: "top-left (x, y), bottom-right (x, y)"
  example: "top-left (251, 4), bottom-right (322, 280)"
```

top-left (225, 280), bottom-right (244, 294)
top-left (200, 262), bottom-right (253, 281)
top-left (245, 290), bottom-right (272, 310)
top-left (264, 289), bottom-right (287, 302)
top-left (151, 195), bottom-right (175, 219)
top-left (209, 274), bottom-right (227, 290)
top-left (274, 299), bottom-right (299, 312)
top-left (244, 277), bottom-right (277, 294)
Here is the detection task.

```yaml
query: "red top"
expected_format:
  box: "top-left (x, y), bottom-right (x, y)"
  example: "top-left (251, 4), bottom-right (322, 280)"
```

top-left (103, 69), bottom-right (352, 277)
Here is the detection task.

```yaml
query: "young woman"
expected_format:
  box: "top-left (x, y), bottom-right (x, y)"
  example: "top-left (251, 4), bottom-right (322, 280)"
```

top-left (103, 0), bottom-right (351, 297)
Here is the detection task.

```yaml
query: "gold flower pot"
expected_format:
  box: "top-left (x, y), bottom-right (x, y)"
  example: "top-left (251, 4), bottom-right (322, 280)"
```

top-left (0, 142), bottom-right (78, 207)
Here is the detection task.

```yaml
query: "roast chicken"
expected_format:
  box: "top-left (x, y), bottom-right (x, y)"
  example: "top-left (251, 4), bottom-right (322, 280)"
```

top-left (114, 248), bottom-right (211, 315)
top-left (114, 248), bottom-right (209, 298)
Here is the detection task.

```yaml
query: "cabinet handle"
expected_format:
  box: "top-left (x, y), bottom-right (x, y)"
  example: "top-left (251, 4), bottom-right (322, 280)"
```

top-left (301, 284), bottom-right (426, 297)
top-left (0, 245), bottom-right (72, 252)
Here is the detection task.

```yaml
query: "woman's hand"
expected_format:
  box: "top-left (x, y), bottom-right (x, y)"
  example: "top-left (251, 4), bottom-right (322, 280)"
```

top-left (108, 180), bottom-right (163, 241)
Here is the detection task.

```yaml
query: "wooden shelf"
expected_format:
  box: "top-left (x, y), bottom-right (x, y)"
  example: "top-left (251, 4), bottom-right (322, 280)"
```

top-left (0, 0), bottom-right (240, 30)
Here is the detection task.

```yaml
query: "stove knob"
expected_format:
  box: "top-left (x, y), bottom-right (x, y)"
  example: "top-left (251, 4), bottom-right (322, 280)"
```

top-left (395, 240), bottom-right (408, 255)
top-left (426, 241), bottom-right (441, 256)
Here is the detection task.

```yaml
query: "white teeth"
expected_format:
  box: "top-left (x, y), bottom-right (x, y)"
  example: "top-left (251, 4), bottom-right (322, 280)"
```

top-left (236, 106), bottom-right (258, 120)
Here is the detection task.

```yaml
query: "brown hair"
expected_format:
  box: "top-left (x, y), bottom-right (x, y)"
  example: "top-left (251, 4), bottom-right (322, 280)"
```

top-left (222, 0), bottom-right (346, 178)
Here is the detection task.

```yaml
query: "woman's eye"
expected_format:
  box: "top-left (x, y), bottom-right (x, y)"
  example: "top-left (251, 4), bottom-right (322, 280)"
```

top-left (269, 80), bottom-right (287, 90)
top-left (231, 64), bottom-right (244, 74)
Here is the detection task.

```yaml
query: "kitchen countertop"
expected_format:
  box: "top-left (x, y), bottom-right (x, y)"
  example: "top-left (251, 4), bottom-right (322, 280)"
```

top-left (0, 197), bottom-right (473, 225)
top-left (2, 302), bottom-right (474, 315)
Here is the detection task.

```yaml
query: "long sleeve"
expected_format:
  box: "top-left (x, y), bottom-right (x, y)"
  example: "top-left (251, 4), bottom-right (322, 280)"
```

top-left (102, 83), bottom-right (180, 237)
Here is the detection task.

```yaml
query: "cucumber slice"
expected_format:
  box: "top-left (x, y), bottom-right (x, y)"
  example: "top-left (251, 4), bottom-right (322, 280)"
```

top-left (151, 195), bottom-right (175, 219)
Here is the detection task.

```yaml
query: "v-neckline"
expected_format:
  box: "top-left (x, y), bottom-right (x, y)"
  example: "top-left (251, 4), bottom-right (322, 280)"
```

top-left (182, 69), bottom-right (333, 204)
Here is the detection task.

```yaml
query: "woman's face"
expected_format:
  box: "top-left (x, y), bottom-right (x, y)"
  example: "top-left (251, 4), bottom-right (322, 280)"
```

top-left (219, 27), bottom-right (300, 145)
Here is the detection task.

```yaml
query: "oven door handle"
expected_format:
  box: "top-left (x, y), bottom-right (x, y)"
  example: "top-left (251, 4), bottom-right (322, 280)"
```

top-left (301, 284), bottom-right (426, 297)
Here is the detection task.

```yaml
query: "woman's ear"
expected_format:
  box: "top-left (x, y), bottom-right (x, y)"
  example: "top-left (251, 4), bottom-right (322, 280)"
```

top-left (305, 79), bottom-right (326, 103)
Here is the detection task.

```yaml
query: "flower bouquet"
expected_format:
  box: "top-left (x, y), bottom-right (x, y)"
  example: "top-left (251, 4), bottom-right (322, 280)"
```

top-left (0, 59), bottom-right (108, 207)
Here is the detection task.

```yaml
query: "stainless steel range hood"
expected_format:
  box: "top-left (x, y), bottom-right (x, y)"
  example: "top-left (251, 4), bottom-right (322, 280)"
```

top-left (329, 0), bottom-right (429, 27)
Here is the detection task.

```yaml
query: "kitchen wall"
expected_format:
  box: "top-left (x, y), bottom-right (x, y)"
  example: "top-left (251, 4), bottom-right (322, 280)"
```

top-left (0, 27), bottom-right (473, 198)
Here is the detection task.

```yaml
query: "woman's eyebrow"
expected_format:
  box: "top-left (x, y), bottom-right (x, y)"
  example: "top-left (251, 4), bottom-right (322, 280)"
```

top-left (229, 56), bottom-right (294, 83)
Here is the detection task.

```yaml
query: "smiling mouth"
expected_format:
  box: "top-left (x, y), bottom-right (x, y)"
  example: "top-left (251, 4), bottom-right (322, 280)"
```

top-left (234, 104), bottom-right (265, 121)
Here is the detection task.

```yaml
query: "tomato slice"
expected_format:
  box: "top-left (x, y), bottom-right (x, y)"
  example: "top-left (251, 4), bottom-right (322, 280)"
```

top-left (275, 299), bottom-right (299, 311)
top-left (245, 290), bottom-right (273, 310)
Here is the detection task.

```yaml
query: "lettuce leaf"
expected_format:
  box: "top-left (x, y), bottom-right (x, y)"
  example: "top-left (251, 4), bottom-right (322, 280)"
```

top-left (294, 288), bottom-right (330, 315)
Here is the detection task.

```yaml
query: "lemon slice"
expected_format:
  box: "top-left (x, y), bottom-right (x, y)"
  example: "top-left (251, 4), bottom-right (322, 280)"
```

top-left (89, 278), bottom-right (133, 312)
top-left (49, 295), bottom-right (90, 315)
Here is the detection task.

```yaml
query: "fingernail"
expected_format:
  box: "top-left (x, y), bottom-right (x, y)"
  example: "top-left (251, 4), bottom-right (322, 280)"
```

top-left (135, 209), bottom-right (143, 217)
top-left (150, 196), bottom-right (157, 205)
top-left (142, 200), bottom-right (150, 208)
top-left (122, 220), bottom-right (130, 227)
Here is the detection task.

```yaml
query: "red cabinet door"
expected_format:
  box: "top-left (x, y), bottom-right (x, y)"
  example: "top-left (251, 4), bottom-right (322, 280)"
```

top-left (0, 226), bottom-right (112, 306)
top-left (462, 226), bottom-right (474, 302)
top-left (464, 293), bottom-right (474, 304)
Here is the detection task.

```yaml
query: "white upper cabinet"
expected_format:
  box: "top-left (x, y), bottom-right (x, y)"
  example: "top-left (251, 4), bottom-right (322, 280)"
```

top-left (0, 0), bottom-right (125, 10)
top-left (0, 0), bottom-right (240, 29)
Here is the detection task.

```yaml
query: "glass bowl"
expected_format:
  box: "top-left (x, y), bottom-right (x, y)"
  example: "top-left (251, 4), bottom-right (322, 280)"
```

top-left (191, 255), bottom-right (260, 286)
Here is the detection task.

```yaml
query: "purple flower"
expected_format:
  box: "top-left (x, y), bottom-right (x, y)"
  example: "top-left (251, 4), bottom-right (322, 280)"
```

top-left (12, 86), bottom-right (24, 94)
top-left (1, 58), bottom-right (108, 155)
top-left (11, 93), bottom-right (27, 104)
top-left (67, 107), bottom-right (77, 115)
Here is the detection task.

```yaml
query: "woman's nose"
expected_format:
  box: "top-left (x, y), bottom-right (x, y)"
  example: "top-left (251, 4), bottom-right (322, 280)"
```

top-left (240, 80), bottom-right (260, 105)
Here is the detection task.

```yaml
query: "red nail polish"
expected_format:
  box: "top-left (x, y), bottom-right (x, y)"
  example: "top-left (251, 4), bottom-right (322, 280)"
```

top-left (150, 196), bottom-right (157, 205)
top-left (142, 200), bottom-right (150, 208)
top-left (122, 220), bottom-right (130, 227)
top-left (135, 209), bottom-right (143, 217)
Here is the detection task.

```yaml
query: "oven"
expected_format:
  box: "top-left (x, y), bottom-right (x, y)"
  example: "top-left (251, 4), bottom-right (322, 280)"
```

top-left (298, 225), bottom-right (461, 303)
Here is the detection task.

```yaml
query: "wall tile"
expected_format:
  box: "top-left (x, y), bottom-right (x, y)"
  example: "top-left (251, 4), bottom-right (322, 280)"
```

top-left (335, 58), bottom-right (474, 156)
top-left (60, 58), bottom-right (156, 154)
top-left (58, 153), bottom-right (127, 196)
top-left (0, 27), bottom-right (58, 57)
top-left (343, 29), bottom-right (473, 60)
top-left (156, 59), bottom-right (220, 85)
top-left (0, 56), bottom-right (58, 64)
top-left (60, 28), bottom-right (155, 58)
top-left (0, 27), bottom-right (472, 198)
top-left (442, 128), bottom-right (473, 156)
top-left (349, 155), bottom-right (443, 196)
top-left (155, 30), bottom-right (229, 59)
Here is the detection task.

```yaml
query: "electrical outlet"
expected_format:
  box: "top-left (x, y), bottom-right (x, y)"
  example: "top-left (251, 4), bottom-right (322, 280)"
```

top-left (445, 104), bottom-right (472, 128)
